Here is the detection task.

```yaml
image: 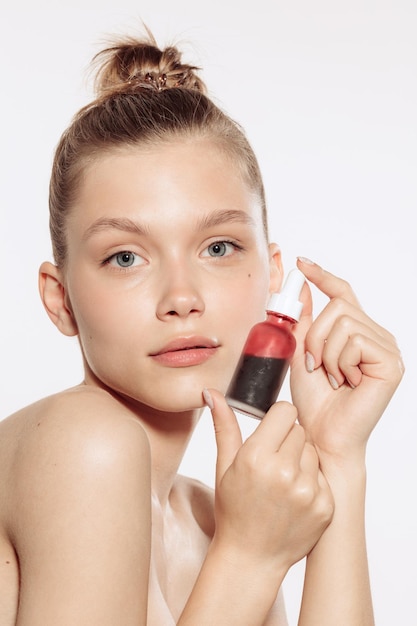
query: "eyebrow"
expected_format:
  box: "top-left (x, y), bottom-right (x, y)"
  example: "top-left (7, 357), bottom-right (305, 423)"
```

top-left (196, 209), bottom-right (256, 231)
top-left (82, 217), bottom-right (149, 241)
top-left (82, 209), bottom-right (256, 241)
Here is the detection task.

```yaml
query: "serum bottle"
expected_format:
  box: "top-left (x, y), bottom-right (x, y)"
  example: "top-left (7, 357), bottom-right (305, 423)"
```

top-left (226, 268), bottom-right (305, 419)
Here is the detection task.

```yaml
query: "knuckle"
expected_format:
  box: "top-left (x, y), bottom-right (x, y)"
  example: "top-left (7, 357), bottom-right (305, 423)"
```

top-left (328, 294), bottom-right (349, 314)
top-left (295, 479), bottom-right (317, 507)
top-left (293, 475), bottom-right (334, 521)
top-left (348, 331), bottom-right (365, 348)
top-left (277, 464), bottom-right (297, 487)
top-left (236, 442), bottom-right (263, 473)
top-left (337, 278), bottom-right (353, 297)
top-left (336, 313), bottom-right (353, 332)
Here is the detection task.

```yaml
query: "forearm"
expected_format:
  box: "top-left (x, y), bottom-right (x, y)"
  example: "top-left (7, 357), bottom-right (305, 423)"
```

top-left (178, 539), bottom-right (286, 626)
top-left (298, 462), bottom-right (374, 626)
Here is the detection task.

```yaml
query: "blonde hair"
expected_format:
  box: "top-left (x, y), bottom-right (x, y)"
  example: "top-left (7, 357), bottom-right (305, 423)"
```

top-left (49, 31), bottom-right (268, 267)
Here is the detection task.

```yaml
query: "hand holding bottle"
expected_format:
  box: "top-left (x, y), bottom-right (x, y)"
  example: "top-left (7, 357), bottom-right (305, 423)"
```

top-left (204, 389), bottom-right (334, 575)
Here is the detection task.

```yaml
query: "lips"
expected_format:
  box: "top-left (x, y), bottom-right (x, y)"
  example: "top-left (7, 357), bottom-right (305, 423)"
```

top-left (150, 336), bottom-right (219, 367)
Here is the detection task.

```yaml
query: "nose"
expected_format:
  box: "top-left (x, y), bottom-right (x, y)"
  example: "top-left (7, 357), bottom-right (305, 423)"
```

top-left (155, 262), bottom-right (205, 321)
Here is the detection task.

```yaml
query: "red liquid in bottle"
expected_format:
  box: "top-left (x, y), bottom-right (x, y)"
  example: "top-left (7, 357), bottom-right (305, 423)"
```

top-left (226, 311), bottom-right (295, 418)
top-left (226, 268), bottom-right (304, 419)
top-left (226, 314), bottom-right (297, 419)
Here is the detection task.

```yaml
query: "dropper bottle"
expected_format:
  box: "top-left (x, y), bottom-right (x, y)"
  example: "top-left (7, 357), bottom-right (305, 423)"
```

top-left (226, 268), bottom-right (305, 419)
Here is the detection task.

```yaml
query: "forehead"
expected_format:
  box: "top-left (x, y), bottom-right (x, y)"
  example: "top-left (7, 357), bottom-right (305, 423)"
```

top-left (70, 139), bottom-right (265, 233)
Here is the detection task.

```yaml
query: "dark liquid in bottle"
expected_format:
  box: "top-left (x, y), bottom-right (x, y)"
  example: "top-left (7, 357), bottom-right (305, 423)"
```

top-left (226, 355), bottom-right (289, 417)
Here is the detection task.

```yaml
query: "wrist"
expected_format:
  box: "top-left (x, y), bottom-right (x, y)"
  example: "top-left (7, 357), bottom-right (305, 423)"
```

top-left (317, 446), bottom-right (367, 481)
top-left (178, 536), bottom-right (286, 625)
top-left (211, 532), bottom-right (288, 575)
top-left (320, 464), bottom-right (368, 529)
top-left (208, 533), bottom-right (288, 597)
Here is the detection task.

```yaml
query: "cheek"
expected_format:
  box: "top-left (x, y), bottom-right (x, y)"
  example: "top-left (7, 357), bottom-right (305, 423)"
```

top-left (215, 270), bottom-right (269, 347)
top-left (223, 268), bottom-right (270, 313)
top-left (68, 283), bottom-right (137, 358)
top-left (70, 290), bottom-right (152, 388)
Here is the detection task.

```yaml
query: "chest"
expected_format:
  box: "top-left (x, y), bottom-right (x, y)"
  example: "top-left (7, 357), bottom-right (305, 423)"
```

top-left (147, 501), bottom-right (212, 623)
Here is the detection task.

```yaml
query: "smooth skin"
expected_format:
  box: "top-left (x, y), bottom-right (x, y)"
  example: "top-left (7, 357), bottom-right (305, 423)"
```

top-left (291, 260), bottom-right (404, 625)
top-left (0, 139), bottom-right (403, 625)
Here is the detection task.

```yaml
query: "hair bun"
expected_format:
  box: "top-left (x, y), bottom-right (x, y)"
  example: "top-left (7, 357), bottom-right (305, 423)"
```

top-left (92, 31), bottom-right (206, 99)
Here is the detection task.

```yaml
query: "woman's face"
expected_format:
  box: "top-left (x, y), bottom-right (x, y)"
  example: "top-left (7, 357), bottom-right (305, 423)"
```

top-left (62, 139), bottom-right (282, 414)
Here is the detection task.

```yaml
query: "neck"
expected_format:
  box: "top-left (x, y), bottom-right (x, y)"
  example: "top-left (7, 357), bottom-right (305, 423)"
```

top-left (82, 372), bottom-right (203, 505)
top-left (112, 388), bottom-right (202, 505)
top-left (139, 406), bottom-right (203, 505)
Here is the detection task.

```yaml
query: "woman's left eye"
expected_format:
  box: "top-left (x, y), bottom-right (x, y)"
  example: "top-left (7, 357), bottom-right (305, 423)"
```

top-left (202, 241), bottom-right (239, 258)
top-left (106, 251), bottom-right (144, 268)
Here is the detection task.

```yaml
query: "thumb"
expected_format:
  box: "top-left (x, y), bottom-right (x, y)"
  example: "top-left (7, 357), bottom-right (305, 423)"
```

top-left (203, 388), bottom-right (243, 485)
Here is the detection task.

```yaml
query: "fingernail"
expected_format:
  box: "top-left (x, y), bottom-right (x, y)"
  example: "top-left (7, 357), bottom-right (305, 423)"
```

top-left (305, 351), bottom-right (315, 373)
top-left (297, 256), bottom-right (315, 265)
top-left (203, 388), bottom-right (214, 409)
top-left (327, 373), bottom-right (339, 390)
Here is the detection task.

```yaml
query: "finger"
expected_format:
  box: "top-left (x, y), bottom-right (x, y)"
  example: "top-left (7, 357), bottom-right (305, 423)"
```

top-left (203, 389), bottom-right (243, 484)
top-left (273, 422), bottom-right (307, 469)
top-left (320, 315), bottom-right (399, 387)
top-left (244, 401), bottom-right (299, 454)
top-left (335, 333), bottom-right (404, 390)
top-left (303, 297), bottom-right (397, 374)
top-left (297, 257), bottom-right (361, 308)
top-left (292, 279), bottom-right (313, 362)
top-left (299, 441), bottom-right (320, 477)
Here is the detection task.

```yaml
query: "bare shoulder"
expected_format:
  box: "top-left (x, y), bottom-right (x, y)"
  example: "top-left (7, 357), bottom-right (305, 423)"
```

top-left (12, 383), bottom-right (146, 423)
top-left (1, 384), bottom-right (149, 448)
top-left (176, 474), bottom-right (215, 538)
top-left (0, 386), bottom-right (152, 623)
top-left (0, 386), bottom-right (151, 531)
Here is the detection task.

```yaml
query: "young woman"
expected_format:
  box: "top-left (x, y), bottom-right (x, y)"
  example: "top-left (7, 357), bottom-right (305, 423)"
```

top-left (0, 31), bottom-right (403, 625)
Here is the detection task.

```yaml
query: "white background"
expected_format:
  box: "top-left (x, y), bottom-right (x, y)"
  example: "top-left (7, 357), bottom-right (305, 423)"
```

top-left (1, 1), bottom-right (416, 623)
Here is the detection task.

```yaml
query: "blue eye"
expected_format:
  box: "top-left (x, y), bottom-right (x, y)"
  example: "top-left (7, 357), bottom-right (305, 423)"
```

top-left (115, 252), bottom-right (136, 267)
top-left (205, 241), bottom-right (238, 257)
top-left (106, 251), bottom-right (143, 268)
top-left (208, 242), bottom-right (227, 256)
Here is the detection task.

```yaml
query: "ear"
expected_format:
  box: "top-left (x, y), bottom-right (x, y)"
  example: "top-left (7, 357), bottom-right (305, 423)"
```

top-left (268, 243), bottom-right (283, 294)
top-left (38, 262), bottom-right (78, 337)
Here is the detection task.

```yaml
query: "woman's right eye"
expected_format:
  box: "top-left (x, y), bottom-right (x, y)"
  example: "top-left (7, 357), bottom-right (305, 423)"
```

top-left (105, 251), bottom-right (144, 268)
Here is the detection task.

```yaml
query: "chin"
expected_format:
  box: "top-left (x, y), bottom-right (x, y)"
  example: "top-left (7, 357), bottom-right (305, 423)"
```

top-left (143, 374), bottom-right (229, 415)
top-left (97, 360), bottom-right (235, 416)
top-left (148, 388), bottom-right (207, 414)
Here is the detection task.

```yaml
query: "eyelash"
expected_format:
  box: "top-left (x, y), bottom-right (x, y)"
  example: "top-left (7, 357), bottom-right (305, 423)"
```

top-left (203, 239), bottom-right (244, 257)
top-left (102, 239), bottom-right (244, 270)
top-left (102, 251), bottom-right (144, 270)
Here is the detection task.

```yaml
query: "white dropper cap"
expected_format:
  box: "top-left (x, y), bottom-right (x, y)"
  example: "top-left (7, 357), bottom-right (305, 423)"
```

top-left (267, 268), bottom-right (305, 321)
